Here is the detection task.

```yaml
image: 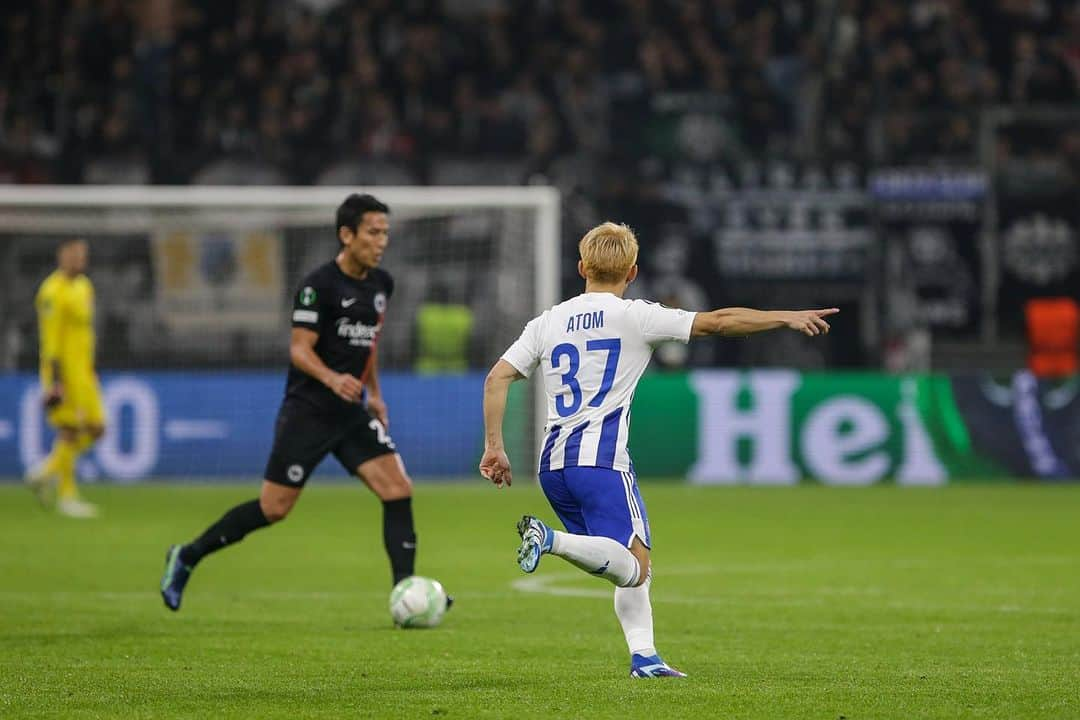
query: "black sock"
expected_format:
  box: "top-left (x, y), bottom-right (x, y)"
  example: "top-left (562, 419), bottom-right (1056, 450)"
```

top-left (383, 497), bottom-right (416, 585)
top-left (180, 499), bottom-right (270, 567)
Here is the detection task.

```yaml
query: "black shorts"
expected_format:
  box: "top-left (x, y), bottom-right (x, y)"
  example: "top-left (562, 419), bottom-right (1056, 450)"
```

top-left (264, 399), bottom-right (397, 487)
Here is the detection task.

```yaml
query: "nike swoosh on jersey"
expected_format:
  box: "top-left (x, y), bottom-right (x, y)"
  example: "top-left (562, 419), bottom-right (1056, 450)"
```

top-left (341, 298), bottom-right (358, 307)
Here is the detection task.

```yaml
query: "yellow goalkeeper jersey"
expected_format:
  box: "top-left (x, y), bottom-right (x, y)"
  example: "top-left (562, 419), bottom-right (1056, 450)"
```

top-left (35, 270), bottom-right (97, 388)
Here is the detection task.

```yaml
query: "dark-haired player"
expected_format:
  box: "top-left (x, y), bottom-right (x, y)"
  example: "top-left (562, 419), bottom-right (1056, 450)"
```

top-left (161, 193), bottom-right (428, 611)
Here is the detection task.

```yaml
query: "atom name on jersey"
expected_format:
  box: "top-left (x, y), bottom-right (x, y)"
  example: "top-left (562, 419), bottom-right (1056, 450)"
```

top-left (566, 311), bottom-right (604, 332)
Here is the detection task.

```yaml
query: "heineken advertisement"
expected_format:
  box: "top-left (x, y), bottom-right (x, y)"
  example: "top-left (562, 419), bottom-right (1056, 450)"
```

top-left (629, 370), bottom-right (1080, 484)
top-left (1, 370), bottom-right (1077, 482)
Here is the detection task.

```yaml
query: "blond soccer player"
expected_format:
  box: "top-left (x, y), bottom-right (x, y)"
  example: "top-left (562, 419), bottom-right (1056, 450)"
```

top-left (480, 222), bottom-right (837, 677)
top-left (27, 238), bottom-right (105, 518)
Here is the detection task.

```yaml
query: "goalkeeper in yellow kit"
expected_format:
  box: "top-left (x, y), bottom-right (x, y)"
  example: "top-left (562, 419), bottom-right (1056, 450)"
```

top-left (26, 238), bottom-right (104, 518)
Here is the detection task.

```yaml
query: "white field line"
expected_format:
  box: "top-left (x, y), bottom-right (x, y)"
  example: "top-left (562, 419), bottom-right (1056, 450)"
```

top-left (509, 570), bottom-right (1079, 616)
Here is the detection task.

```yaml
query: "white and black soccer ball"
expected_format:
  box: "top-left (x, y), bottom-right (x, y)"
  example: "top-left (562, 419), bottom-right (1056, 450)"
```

top-left (389, 576), bottom-right (448, 628)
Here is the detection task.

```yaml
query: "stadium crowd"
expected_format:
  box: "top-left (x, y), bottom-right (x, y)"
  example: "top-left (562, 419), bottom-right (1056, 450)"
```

top-left (2, 0), bottom-right (1079, 374)
top-left (2, 0), bottom-right (1078, 186)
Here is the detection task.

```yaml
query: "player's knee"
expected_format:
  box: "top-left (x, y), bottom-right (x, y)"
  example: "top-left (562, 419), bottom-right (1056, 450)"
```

top-left (260, 499), bottom-right (291, 523)
top-left (629, 540), bottom-right (650, 586)
top-left (359, 456), bottom-right (413, 501)
top-left (376, 472), bottom-right (412, 501)
top-left (259, 489), bottom-right (297, 523)
top-left (631, 557), bottom-right (651, 586)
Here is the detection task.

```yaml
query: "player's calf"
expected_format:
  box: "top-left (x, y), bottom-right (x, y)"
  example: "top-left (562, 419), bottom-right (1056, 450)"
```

top-left (549, 531), bottom-right (641, 587)
top-left (359, 454), bottom-right (418, 586)
top-left (171, 495), bottom-right (274, 573)
top-left (516, 516), bottom-right (641, 587)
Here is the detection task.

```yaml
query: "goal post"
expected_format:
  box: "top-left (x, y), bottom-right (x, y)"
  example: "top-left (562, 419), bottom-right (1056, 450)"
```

top-left (0, 185), bottom-right (560, 482)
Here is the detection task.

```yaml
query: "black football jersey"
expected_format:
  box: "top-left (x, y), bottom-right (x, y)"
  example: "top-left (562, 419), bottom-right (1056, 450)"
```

top-left (285, 260), bottom-right (394, 415)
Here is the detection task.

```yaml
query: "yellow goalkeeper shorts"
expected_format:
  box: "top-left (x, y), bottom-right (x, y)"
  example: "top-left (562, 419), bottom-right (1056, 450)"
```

top-left (48, 374), bottom-right (106, 429)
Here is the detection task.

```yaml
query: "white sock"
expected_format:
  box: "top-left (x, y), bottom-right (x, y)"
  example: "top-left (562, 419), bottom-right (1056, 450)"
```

top-left (550, 531), bottom-right (640, 587)
top-left (615, 569), bottom-right (655, 657)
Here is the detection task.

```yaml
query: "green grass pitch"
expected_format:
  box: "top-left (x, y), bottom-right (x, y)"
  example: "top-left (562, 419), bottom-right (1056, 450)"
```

top-left (1, 482), bottom-right (1078, 719)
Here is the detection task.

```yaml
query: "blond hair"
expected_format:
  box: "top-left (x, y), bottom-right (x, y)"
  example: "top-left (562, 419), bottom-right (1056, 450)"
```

top-left (578, 222), bottom-right (639, 283)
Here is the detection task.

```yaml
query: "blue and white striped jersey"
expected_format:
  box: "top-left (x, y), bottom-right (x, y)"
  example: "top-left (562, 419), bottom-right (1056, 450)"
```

top-left (501, 292), bottom-right (696, 473)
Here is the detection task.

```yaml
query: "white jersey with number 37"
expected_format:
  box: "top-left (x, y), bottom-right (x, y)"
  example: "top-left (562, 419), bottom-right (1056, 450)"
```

top-left (501, 292), bottom-right (696, 473)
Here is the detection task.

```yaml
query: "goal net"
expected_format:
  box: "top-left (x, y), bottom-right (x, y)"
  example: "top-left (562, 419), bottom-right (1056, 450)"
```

top-left (0, 186), bottom-right (558, 483)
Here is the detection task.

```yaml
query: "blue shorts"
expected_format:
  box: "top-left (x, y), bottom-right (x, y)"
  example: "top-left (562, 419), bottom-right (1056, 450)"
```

top-left (538, 467), bottom-right (651, 548)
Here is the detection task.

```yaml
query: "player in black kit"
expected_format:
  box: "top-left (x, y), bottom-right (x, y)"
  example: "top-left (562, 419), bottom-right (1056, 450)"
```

top-left (160, 193), bottom-right (429, 611)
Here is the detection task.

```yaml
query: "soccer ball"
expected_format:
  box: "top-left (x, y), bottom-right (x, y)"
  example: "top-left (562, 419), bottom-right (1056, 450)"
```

top-left (389, 576), bottom-right (448, 628)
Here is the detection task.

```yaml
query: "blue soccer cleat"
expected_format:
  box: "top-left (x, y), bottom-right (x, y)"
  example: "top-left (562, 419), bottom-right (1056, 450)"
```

top-left (515, 515), bottom-right (554, 573)
top-left (160, 545), bottom-right (193, 611)
top-left (630, 653), bottom-right (688, 678)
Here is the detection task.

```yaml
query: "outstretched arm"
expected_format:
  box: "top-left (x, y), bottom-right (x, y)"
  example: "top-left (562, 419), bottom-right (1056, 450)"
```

top-left (480, 359), bottom-right (525, 487)
top-left (691, 307), bottom-right (839, 338)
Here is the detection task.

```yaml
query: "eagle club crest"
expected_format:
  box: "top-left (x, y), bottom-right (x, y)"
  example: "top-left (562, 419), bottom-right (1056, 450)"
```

top-left (374, 292), bottom-right (387, 314)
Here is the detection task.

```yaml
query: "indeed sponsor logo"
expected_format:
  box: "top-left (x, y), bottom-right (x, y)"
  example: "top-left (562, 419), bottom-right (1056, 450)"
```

top-left (336, 317), bottom-right (381, 346)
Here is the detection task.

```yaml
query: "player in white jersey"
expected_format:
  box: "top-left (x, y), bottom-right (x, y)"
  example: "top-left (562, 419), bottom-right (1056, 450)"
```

top-left (480, 222), bottom-right (837, 678)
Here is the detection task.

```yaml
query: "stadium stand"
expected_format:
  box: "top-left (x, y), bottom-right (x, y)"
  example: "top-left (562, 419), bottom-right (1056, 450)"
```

top-left (2, 0), bottom-right (1079, 371)
top-left (3, 1), bottom-right (1076, 186)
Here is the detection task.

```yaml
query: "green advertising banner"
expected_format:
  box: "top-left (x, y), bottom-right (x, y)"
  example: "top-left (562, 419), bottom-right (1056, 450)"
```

top-left (627, 370), bottom-right (1080, 484)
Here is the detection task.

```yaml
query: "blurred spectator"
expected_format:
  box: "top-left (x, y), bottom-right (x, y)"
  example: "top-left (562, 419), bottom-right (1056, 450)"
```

top-left (0, 0), bottom-right (1076, 186)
